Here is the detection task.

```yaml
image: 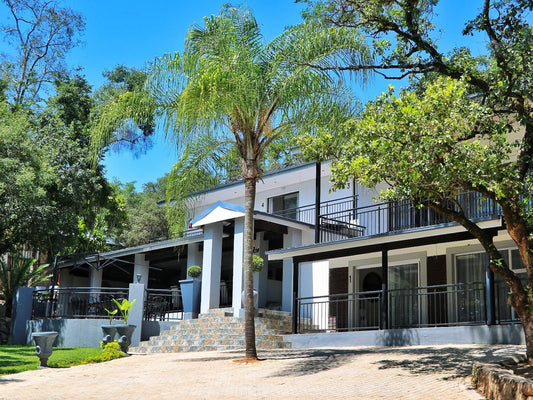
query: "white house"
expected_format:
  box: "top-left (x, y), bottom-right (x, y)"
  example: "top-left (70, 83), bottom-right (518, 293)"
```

top-left (52, 161), bottom-right (524, 342)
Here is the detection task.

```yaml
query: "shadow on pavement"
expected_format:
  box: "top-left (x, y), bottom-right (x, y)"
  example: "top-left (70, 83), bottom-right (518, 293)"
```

top-left (374, 345), bottom-right (525, 380)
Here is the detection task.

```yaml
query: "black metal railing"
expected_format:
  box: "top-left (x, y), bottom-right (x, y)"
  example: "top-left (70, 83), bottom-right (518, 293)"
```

top-left (295, 282), bottom-right (491, 333)
top-left (270, 204), bottom-right (315, 224)
top-left (318, 192), bottom-right (500, 243)
top-left (144, 288), bottom-right (183, 321)
top-left (494, 279), bottom-right (524, 324)
top-left (297, 290), bottom-right (382, 333)
top-left (388, 282), bottom-right (486, 328)
top-left (32, 287), bottom-right (129, 319)
top-left (270, 196), bottom-right (359, 226)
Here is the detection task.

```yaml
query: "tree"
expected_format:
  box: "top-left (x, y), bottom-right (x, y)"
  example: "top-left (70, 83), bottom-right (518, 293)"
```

top-left (92, 4), bottom-right (370, 360)
top-left (301, 0), bottom-right (533, 362)
top-left (92, 65), bottom-right (156, 155)
top-left (0, 72), bottom-right (126, 259)
top-left (0, 0), bottom-right (85, 107)
top-left (0, 102), bottom-right (51, 255)
top-left (116, 177), bottom-right (169, 248)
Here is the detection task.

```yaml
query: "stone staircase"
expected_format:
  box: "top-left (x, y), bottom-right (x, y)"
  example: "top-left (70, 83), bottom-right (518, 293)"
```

top-left (132, 308), bottom-right (292, 353)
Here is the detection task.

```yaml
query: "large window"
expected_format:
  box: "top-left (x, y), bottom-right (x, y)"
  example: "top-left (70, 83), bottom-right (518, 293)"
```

top-left (388, 262), bottom-right (419, 328)
top-left (268, 192), bottom-right (299, 220)
top-left (455, 249), bottom-right (526, 324)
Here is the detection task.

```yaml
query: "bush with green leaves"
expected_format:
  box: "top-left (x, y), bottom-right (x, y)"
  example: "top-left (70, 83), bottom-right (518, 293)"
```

top-left (252, 255), bottom-right (264, 273)
top-left (85, 341), bottom-right (126, 363)
top-left (187, 265), bottom-right (202, 278)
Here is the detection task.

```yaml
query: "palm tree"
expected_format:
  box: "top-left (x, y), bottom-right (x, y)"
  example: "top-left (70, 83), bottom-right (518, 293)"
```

top-left (0, 254), bottom-right (50, 317)
top-left (93, 4), bottom-right (371, 360)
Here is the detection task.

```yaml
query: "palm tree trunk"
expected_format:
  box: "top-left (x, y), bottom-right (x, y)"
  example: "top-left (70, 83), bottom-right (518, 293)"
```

top-left (243, 176), bottom-right (258, 360)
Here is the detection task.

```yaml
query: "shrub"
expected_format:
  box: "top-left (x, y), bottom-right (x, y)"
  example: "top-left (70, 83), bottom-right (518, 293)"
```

top-left (85, 342), bottom-right (125, 363)
top-left (252, 255), bottom-right (264, 273)
top-left (187, 265), bottom-right (202, 278)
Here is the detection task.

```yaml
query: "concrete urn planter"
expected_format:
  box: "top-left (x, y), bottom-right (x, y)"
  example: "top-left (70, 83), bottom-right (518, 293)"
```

top-left (179, 278), bottom-right (201, 318)
top-left (101, 325), bottom-right (118, 346)
top-left (32, 331), bottom-right (58, 368)
top-left (115, 325), bottom-right (136, 354)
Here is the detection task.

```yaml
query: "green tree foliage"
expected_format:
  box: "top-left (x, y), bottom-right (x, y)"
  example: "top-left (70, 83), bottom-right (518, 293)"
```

top-left (115, 177), bottom-right (169, 248)
top-left (0, 0), bottom-right (85, 107)
top-left (92, 65), bottom-right (156, 155)
top-left (0, 103), bottom-right (50, 255)
top-left (302, 0), bottom-right (533, 362)
top-left (0, 74), bottom-right (126, 259)
top-left (92, 4), bottom-right (369, 359)
top-left (0, 254), bottom-right (50, 317)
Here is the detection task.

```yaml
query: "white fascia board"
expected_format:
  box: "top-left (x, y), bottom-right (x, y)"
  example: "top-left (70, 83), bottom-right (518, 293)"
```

top-left (191, 206), bottom-right (245, 227)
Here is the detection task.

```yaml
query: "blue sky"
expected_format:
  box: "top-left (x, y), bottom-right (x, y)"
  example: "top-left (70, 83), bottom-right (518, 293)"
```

top-left (2, 0), bottom-right (490, 191)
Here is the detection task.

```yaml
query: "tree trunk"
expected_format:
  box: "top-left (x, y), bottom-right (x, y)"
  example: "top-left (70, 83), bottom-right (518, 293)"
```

top-left (523, 315), bottom-right (533, 365)
top-left (243, 176), bottom-right (258, 360)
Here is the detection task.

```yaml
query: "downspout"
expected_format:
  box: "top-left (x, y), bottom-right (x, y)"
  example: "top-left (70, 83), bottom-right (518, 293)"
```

top-left (315, 162), bottom-right (321, 244)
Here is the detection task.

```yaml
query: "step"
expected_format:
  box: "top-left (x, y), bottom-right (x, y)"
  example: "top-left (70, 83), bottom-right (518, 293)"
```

top-left (131, 311), bottom-right (292, 354)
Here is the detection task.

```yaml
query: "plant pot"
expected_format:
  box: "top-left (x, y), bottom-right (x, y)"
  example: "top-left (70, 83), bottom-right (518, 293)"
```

top-left (101, 325), bottom-right (117, 347)
top-left (115, 324), bottom-right (136, 354)
top-left (32, 331), bottom-right (58, 368)
top-left (179, 278), bottom-right (201, 316)
top-left (241, 289), bottom-right (259, 308)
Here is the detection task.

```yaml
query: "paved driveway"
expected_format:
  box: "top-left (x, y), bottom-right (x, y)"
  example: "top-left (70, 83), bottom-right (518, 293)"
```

top-left (0, 344), bottom-right (524, 399)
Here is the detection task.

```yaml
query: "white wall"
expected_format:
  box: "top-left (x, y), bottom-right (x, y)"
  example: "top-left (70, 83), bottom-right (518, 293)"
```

top-left (299, 260), bottom-right (330, 330)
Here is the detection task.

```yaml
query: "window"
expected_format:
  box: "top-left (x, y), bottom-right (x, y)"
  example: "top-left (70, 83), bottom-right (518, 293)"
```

top-left (268, 192), bottom-right (299, 220)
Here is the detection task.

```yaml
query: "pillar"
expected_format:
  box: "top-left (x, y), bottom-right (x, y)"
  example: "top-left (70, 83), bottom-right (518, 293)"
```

top-left (89, 268), bottom-right (102, 288)
top-left (255, 231), bottom-right (268, 308)
top-left (134, 253), bottom-right (149, 286)
top-left (128, 283), bottom-right (145, 346)
top-left (10, 287), bottom-right (34, 344)
top-left (89, 268), bottom-right (103, 303)
top-left (200, 222), bottom-right (223, 314)
top-left (232, 218), bottom-right (244, 317)
top-left (381, 247), bottom-right (388, 330)
top-left (187, 242), bottom-right (202, 275)
top-left (282, 228), bottom-right (301, 312)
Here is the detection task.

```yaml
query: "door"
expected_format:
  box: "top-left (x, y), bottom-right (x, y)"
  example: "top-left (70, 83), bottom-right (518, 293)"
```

top-left (329, 267), bottom-right (348, 331)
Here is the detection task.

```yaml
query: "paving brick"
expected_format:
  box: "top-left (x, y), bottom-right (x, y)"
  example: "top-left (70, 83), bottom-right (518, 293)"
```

top-left (1, 344), bottom-right (524, 399)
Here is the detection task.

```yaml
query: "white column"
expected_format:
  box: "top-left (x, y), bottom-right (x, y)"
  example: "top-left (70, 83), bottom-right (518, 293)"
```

top-left (200, 222), bottom-right (223, 314)
top-left (232, 217), bottom-right (244, 317)
top-left (89, 268), bottom-right (102, 288)
top-left (134, 253), bottom-right (150, 286)
top-left (282, 228), bottom-right (301, 312)
top-left (187, 242), bottom-right (202, 279)
top-left (89, 268), bottom-right (103, 303)
top-left (255, 231), bottom-right (268, 308)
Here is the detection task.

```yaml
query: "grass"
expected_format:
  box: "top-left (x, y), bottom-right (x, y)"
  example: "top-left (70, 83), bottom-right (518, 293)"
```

top-left (0, 345), bottom-right (103, 376)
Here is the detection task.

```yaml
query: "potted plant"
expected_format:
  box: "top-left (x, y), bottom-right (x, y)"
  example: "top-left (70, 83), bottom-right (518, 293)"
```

top-left (101, 307), bottom-right (118, 346)
top-left (179, 265), bottom-right (202, 319)
top-left (113, 298), bottom-right (136, 354)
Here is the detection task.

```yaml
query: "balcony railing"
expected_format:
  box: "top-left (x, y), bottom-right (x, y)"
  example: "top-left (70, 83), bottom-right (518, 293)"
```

top-left (270, 192), bottom-right (500, 244)
top-left (295, 281), bottom-right (516, 334)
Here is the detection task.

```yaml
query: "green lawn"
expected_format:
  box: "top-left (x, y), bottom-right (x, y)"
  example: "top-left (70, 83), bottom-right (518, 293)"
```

top-left (0, 346), bottom-right (103, 376)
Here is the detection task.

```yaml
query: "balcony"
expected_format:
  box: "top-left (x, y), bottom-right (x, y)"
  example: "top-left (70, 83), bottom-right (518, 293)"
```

top-left (269, 192), bottom-right (500, 244)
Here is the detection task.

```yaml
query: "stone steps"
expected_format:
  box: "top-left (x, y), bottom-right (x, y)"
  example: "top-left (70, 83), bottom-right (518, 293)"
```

top-left (132, 308), bottom-right (292, 354)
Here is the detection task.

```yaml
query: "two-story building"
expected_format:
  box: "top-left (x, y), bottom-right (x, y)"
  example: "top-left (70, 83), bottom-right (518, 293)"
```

top-left (51, 161), bottom-right (524, 346)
